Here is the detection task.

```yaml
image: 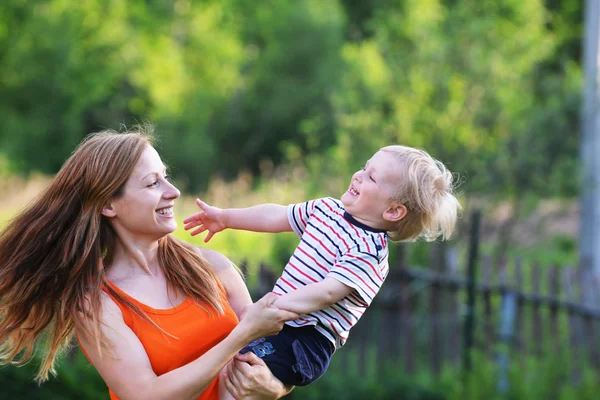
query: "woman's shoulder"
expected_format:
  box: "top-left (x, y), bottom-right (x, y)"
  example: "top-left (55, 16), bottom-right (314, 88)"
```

top-left (75, 290), bottom-right (125, 338)
top-left (195, 247), bottom-right (235, 273)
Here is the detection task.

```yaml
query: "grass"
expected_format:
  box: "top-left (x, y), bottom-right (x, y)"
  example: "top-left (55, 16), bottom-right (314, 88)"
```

top-left (0, 173), bottom-right (581, 274)
top-left (0, 172), bottom-right (305, 283)
top-left (0, 174), bottom-right (595, 400)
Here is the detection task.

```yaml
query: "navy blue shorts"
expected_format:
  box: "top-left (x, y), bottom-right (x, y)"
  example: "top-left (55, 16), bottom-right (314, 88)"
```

top-left (240, 324), bottom-right (335, 386)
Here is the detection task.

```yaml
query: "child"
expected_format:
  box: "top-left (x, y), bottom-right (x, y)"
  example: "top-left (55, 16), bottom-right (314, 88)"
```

top-left (183, 145), bottom-right (461, 396)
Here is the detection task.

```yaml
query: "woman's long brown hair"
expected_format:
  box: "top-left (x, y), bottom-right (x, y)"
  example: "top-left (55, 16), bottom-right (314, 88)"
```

top-left (0, 127), bottom-right (224, 382)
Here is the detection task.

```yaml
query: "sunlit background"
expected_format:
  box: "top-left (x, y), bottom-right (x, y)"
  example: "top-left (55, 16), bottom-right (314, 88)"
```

top-left (1, 1), bottom-right (596, 399)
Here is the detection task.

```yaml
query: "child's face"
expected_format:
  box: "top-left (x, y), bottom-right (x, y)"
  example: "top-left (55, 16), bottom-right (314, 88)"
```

top-left (341, 150), bottom-right (402, 229)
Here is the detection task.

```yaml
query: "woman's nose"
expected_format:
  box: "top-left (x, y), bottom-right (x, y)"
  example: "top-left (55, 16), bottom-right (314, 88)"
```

top-left (164, 181), bottom-right (181, 199)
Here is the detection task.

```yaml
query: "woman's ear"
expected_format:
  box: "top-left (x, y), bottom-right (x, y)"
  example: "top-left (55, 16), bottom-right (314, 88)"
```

top-left (101, 203), bottom-right (117, 218)
top-left (383, 203), bottom-right (407, 223)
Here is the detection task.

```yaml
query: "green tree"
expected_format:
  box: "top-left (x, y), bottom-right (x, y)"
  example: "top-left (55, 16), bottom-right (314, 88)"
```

top-left (207, 0), bottom-right (346, 180)
top-left (0, 0), bottom-right (137, 173)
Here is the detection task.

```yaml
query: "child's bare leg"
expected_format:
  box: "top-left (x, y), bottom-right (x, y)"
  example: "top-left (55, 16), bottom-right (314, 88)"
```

top-left (218, 361), bottom-right (237, 400)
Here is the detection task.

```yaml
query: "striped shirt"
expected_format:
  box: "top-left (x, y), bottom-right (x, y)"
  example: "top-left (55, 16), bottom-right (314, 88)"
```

top-left (272, 197), bottom-right (389, 349)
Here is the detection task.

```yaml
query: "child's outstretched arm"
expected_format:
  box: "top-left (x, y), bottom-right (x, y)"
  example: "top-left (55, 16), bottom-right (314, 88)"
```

top-left (183, 198), bottom-right (292, 242)
top-left (273, 278), bottom-right (354, 315)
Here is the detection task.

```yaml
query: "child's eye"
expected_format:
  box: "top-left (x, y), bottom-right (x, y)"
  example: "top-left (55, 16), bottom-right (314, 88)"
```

top-left (370, 175), bottom-right (376, 183)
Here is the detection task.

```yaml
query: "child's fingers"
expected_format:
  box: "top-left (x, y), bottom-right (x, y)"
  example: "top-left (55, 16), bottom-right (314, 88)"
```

top-left (190, 226), bottom-right (207, 236)
top-left (183, 220), bottom-right (202, 231)
top-left (183, 213), bottom-right (201, 224)
top-left (196, 198), bottom-right (210, 210)
top-left (183, 222), bottom-right (196, 230)
top-left (204, 231), bottom-right (215, 243)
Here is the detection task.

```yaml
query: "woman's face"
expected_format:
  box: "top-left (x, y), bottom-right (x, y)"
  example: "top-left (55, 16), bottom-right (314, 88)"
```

top-left (107, 145), bottom-right (181, 241)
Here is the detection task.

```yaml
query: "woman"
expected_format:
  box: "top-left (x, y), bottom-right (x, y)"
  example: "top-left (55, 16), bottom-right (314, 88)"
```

top-left (0, 127), bottom-right (297, 399)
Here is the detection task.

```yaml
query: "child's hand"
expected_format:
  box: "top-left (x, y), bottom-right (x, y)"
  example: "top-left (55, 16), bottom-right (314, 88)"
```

top-left (183, 198), bottom-right (227, 242)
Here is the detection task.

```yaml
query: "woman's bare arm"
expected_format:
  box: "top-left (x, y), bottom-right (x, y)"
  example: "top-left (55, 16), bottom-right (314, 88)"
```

top-left (199, 247), bottom-right (252, 318)
top-left (76, 293), bottom-right (296, 400)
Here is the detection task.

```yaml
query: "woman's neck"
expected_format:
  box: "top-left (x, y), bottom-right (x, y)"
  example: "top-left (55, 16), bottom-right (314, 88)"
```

top-left (110, 235), bottom-right (161, 278)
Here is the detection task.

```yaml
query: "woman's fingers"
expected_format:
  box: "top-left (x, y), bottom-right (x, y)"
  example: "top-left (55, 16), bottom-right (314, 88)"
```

top-left (235, 350), bottom-right (265, 366)
top-left (256, 292), bottom-right (281, 308)
top-left (238, 294), bottom-right (299, 340)
top-left (228, 357), bottom-right (257, 396)
top-left (255, 293), bottom-right (298, 321)
top-left (279, 309), bottom-right (300, 322)
top-left (231, 351), bottom-right (254, 383)
top-left (224, 378), bottom-right (241, 400)
top-left (227, 357), bottom-right (236, 379)
top-left (224, 361), bottom-right (244, 399)
top-left (266, 300), bottom-right (300, 324)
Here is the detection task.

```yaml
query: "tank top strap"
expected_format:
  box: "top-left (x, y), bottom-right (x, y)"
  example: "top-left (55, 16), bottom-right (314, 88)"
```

top-left (102, 281), bottom-right (135, 327)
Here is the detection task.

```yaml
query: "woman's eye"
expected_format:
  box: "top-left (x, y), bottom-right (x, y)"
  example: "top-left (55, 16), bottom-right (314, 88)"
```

top-left (370, 176), bottom-right (376, 182)
top-left (147, 181), bottom-right (158, 187)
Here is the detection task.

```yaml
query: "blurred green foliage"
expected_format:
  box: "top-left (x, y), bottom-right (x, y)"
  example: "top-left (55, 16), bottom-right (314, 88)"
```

top-left (7, 345), bottom-right (598, 399)
top-left (0, 350), bottom-right (106, 400)
top-left (289, 347), bottom-right (600, 400)
top-left (0, 0), bottom-right (589, 398)
top-left (0, 0), bottom-right (582, 198)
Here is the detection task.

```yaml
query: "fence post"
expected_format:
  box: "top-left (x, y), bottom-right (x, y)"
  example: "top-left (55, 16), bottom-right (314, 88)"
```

top-left (482, 255), bottom-right (494, 356)
top-left (378, 243), bottom-right (405, 366)
top-left (399, 268), bottom-right (416, 373)
top-left (531, 263), bottom-right (543, 355)
top-left (462, 210), bottom-right (481, 376)
top-left (514, 258), bottom-right (526, 364)
top-left (496, 290), bottom-right (517, 393)
top-left (564, 266), bottom-right (582, 382)
top-left (448, 246), bottom-right (462, 364)
top-left (430, 242), bottom-right (445, 375)
top-left (549, 266), bottom-right (560, 354)
top-left (580, 266), bottom-right (600, 368)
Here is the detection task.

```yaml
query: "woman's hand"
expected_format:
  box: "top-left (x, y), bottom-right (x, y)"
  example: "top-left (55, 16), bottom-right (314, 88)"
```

top-left (224, 352), bottom-right (293, 399)
top-left (236, 293), bottom-right (299, 343)
top-left (183, 198), bottom-right (227, 242)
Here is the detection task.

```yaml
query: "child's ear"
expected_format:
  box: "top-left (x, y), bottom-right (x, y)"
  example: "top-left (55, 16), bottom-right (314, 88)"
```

top-left (101, 203), bottom-right (117, 218)
top-left (383, 203), bottom-right (407, 223)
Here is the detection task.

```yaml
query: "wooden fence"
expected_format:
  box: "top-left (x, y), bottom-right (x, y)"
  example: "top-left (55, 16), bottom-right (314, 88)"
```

top-left (247, 213), bottom-right (600, 383)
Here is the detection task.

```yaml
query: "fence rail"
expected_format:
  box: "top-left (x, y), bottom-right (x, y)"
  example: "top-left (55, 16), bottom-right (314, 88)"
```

top-left (304, 257), bottom-right (600, 384)
top-left (247, 213), bottom-right (600, 384)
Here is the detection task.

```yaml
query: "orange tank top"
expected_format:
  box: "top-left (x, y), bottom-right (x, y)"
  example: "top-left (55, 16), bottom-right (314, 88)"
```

top-left (86, 281), bottom-right (239, 400)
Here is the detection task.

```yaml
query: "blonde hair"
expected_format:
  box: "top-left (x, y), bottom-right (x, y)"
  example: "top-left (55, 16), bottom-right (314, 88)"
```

top-left (0, 127), bottom-right (224, 382)
top-left (381, 145), bottom-right (461, 242)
